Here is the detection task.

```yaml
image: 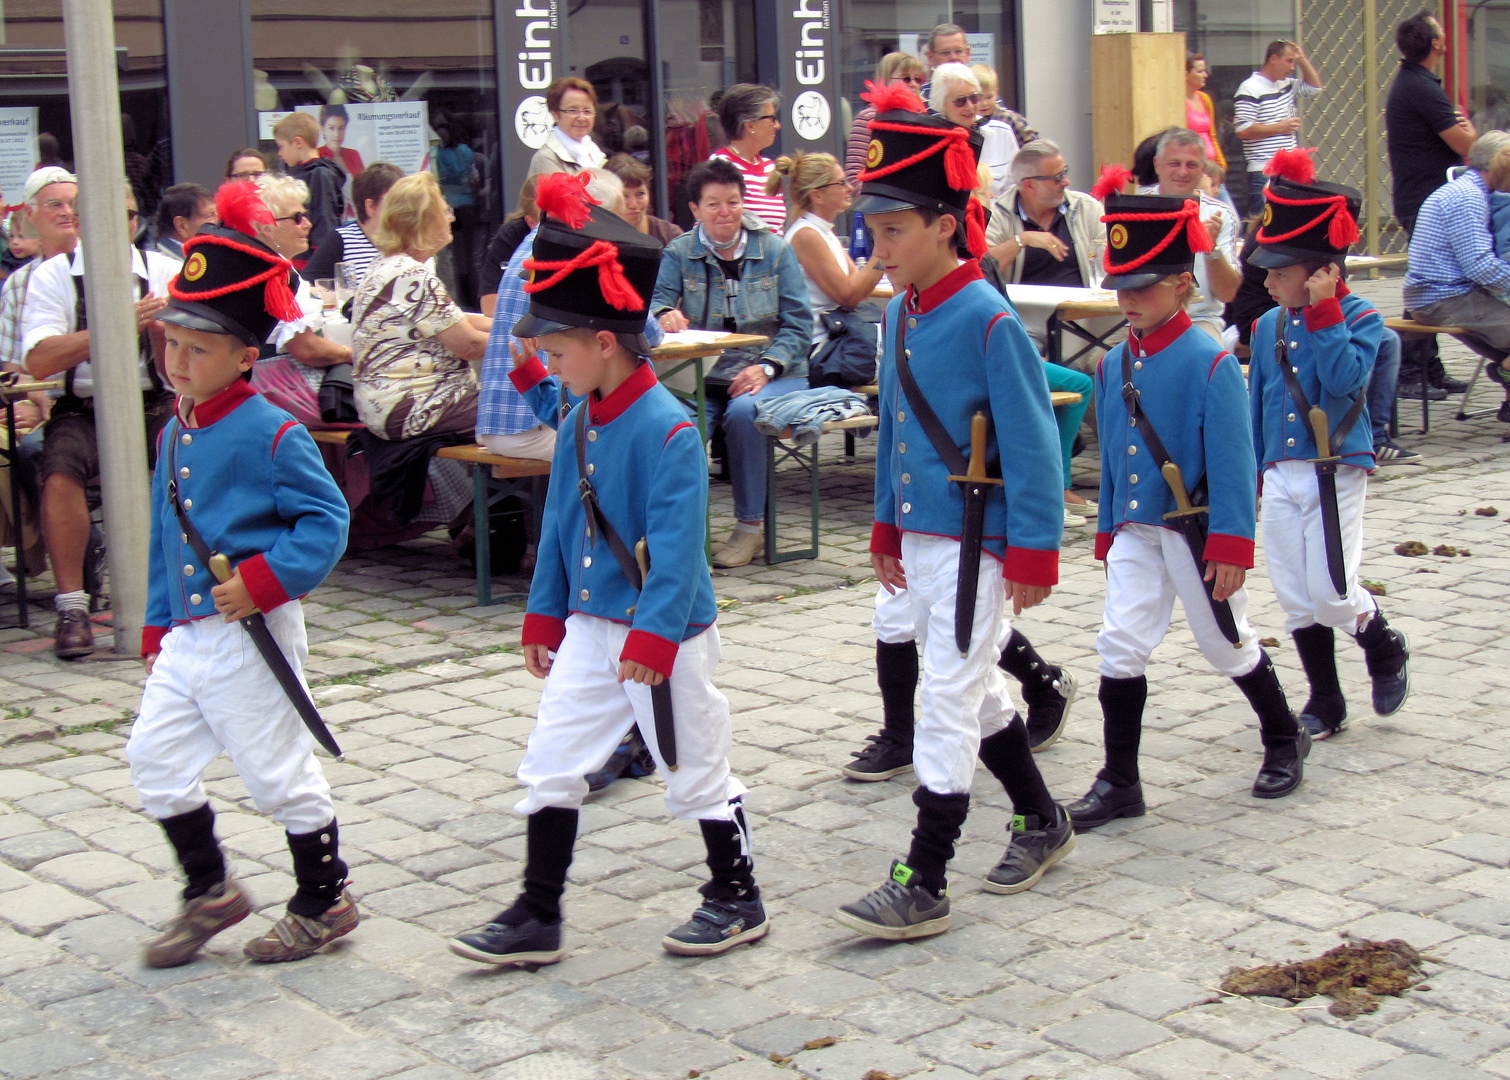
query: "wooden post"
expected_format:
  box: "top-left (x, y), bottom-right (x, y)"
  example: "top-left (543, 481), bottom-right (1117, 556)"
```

top-left (1090, 32), bottom-right (1187, 174)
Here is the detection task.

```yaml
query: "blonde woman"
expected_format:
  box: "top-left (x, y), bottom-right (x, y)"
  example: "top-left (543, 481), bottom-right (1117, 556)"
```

top-left (351, 172), bottom-right (491, 440)
top-left (845, 52), bottom-right (927, 186)
top-left (767, 151), bottom-right (884, 346)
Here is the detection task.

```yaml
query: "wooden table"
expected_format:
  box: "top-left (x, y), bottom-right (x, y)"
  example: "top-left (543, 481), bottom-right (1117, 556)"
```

top-left (1, 378), bottom-right (62, 629)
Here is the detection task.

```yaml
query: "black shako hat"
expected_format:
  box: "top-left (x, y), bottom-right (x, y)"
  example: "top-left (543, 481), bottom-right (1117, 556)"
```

top-left (1092, 165), bottom-right (1212, 291)
top-left (161, 182), bottom-right (303, 347)
top-left (1249, 147), bottom-right (1361, 270)
top-left (850, 81), bottom-right (987, 256)
top-left (512, 172), bottom-right (662, 353)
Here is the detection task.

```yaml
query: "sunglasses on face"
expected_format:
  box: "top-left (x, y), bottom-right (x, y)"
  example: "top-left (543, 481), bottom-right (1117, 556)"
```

top-left (898, 75), bottom-right (924, 85)
top-left (950, 93), bottom-right (982, 109)
top-left (274, 211), bottom-right (310, 225)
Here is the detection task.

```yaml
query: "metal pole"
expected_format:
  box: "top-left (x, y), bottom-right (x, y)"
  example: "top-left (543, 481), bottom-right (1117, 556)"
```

top-left (1364, 0), bottom-right (1379, 258)
top-left (63, 0), bottom-right (150, 657)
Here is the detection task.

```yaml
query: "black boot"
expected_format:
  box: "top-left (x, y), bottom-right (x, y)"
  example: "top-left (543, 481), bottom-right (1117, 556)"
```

top-left (1291, 624), bottom-right (1347, 739)
top-left (1355, 609), bottom-right (1410, 716)
top-left (1233, 652), bottom-right (1310, 799)
top-left (905, 786), bottom-right (972, 896)
top-left (698, 801), bottom-right (757, 903)
top-left (998, 630), bottom-right (1075, 751)
top-left (286, 820), bottom-right (350, 917)
top-left (1067, 676), bottom-right (1148, 830)
top-left (977, 716), bottom-right (1058, 824)
top-left (449, 807), bottom-right (577, 966)
top-left (663, 802), bottom-right (768, 957)
top-left (845, 640), bottom-right (917, 781)
top-left (159, 802), bottom-right (228, 901)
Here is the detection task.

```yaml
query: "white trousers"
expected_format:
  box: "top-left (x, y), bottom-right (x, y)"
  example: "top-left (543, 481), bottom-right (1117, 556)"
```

top-left (478, 424), bottom-right (558, 461)
top-left (872, 580), bottom-right (918, 644)
top-left (1261, 460), bottom-right (1375, 634)
top-left (896, 533), bottom-right (1016, 795)
top-left (1098, 523), bottom-right (1262, 679)
top-left (127, 601), bottom-right (334, 835)
top-left (515, 615), bottom-right (746, 820)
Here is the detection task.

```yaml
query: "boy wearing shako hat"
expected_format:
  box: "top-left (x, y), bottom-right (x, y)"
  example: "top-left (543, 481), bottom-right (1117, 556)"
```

top-left (449, 173), bottom-right (766, 966)
top-left (128, 182), bottom-right (355, 966)
top-left (1071, 169), bottom-right (1308, 831)
top-left (833, 83), bottom-right (1072, 942)
top-left (1248, 148), bottom-right (1410, 738)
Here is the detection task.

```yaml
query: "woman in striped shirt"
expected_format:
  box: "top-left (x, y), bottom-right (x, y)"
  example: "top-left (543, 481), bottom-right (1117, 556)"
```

top-left (711, 84), bottom-right (787, 233)
top-left (844, 53), bottom-right (927, 187)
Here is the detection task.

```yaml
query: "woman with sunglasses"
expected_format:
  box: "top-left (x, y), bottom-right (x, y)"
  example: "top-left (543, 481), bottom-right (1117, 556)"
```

top-left (711, 83), bottom-right (787, 233)
top-left (844, 52), bottom-right (928, 187)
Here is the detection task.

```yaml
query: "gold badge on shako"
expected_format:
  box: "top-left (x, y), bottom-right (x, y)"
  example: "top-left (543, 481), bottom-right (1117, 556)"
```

top-left (866, 139), bottom-right (884, 169)
top-left (1109, 224), bottom-right (1128, 250)
top-left (1262, 204), bottom-right (1273, 227)
top-left (183, 251), bottom-right (208, 282)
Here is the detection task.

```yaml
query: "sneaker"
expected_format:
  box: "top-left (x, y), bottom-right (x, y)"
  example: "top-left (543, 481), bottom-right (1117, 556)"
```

top-left (145, 877), bottom-right (252, 968)
top-left (1361, 623), bottom-right (1411, 717)
top-left (983, 807), bottom-right (1076, 894)
top-left (1398, 382), bottom-right (1447, 401)
top-left (1297, 703), bottom-right (1347, 741)
top-left (662, 895), bottom-right (769, 956)
top-left (1498, 399), bottom-right (1510, 423)
top-left (53, 609), bottom-right (94, 660)
top-left (711, 530), bottom-right (763, 569)
top-left (585, 729), bottom-right (655, 792)
top-left (842, 730), bottom-right (914, 781)
top-left (833, 861), bottom-right (950, 940)
top-left (1432, 374), bottom-right (1469, 393)
top-left (243, 889), bottom-right (359, 963)
top-left (1027, 668), bottom-right (1077, 752)
top-left (448, 914), bottom-right (565, 966)
top-left (1373, 440), bottom-right (1422, 465)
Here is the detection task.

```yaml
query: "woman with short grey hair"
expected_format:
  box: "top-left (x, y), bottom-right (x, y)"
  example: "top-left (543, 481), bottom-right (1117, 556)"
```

top-left (712, 83), bottom-right (787, 232)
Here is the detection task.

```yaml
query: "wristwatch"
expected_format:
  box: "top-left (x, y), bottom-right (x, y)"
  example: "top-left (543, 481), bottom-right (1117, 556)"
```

top-left (760, 363), bottom-right (777, 380)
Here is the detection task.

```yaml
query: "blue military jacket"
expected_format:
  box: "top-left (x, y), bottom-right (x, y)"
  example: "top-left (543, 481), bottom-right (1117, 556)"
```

top-left (870, 261), bottom-right (1062, 586)
top-left (1094, 310), bottom-right (1258, 568)
top-left (522, 361), bottom-right (717, 676)
top-left (144, 381), bottom-right (349, 655)
top-left (1249, 285), bottom-right (1381, 473)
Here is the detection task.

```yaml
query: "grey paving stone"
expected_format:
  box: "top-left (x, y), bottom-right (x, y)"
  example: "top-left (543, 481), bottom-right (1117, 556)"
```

top-left (907, 1017), bottom-right (1051, 1072)
top-left (1376, 1011), bottom-right (1510, 1064)
top-left (42, 986), bottom-right (168, 1034)
top-left (351, 996), bottom-right (469, 1042)
top-left (730, 1015), bottom-right (852, 1057)
top-left (1260, 1025), bottom-right (1406, 1079)
top-left (159, 973), bottom-right (282, 1018)
top-left (1041, 1010), bottom-right (1173, 1059)
top-left (296, 1038), bottom-right (428, 1079)
top-left (837, 989), bottom-right (963, 1039)
top-left (100, 1018), bottom-right (221, 1061)
top-left (545, 1005), bottom-right (664, 1055)
top-left (3, 963), bottom-right (115, 1006)
top-left (476, 980), bottom-right (601, 1032)
top-left (0, 829), bottom-right (90, 870)
top-left (47, 1063), bottom-right (155, 1080)
top-left (1363, 1056), bottom-right (1505, 1080)
top-left (153, 1044), bottom-right (280, 1080)
top-left (0, 1000), bottom-right (46, 1040)
top-left (785, 1035), bottom-right (930, 1079)
top-left (0, 1030), bottom-right (106, 1079)
top-left (416, 1020), bottom-right (545, 1071)
top-left (657, 984), bottom-right (787, 1036)
top-left (1087, 972), bottom-right (1213, 1021)
top-left (477, 1051), bottom-right (601, 1079)
top-left (270, 960), bottom-right (420, 1015)
top-left (607, 1029), bottom-right (742, 1079)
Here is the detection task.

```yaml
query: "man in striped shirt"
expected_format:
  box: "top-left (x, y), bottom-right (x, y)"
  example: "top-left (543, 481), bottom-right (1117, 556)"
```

top-left (1234, 40), bottom-right (1323, 215)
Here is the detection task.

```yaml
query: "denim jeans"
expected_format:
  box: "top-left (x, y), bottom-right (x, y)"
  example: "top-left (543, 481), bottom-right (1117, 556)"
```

top-left (1368, 328), bottom-right (1400, 445)
top-left (1246, 175), bottom-right (1267, 217)
top-left (698, 376), bottom-right (807, 522)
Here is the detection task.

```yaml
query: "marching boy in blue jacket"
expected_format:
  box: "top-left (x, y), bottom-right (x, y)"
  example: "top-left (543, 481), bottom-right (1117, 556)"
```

top-left (449, 173), bottom-right (765, 966)
top-left (1070, 169), bottom-right (1307, 832)
top-left (127, 183), bottom-right (354, 967)
top-left (1247, 149), bottom-right (1410, 739)
top-left (832, 86), bottom-right (1072, 942)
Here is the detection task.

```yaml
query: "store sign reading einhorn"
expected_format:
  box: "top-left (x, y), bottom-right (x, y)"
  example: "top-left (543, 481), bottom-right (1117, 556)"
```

top-left (786, 0), bottom-right (835, 144)
top-left (501, 0), bottom-right (564, 195)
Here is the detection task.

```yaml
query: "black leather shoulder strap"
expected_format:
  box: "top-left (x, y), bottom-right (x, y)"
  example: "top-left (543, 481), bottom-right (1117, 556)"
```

top-left (892, 314), bottom-right (968, 477)
top-left (573, 403), bottom-right (643, 592)
top-left (1273, 312), bottom-right (1368, 450)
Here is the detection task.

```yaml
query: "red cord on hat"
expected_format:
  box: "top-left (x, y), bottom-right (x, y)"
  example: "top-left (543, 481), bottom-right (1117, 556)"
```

top-left (524, 239), bottom-right (642, 311)
top-left (1100, 198), bottom-right (1212, 274)
top-left (860, 121), bottom-right (979, 192)
top-left (1259, 186), bottom-right (1360, 248)
top-left (966, 197), bottom-right (988, 258)
top-left (170, 233), bottom-right (302, 322)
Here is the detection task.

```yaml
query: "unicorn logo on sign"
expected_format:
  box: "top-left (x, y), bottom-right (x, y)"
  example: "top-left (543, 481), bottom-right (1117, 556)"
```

top-left (792, 91), bottom-right (831, 141)
top-left (515, 97), bottom-right (553, 150)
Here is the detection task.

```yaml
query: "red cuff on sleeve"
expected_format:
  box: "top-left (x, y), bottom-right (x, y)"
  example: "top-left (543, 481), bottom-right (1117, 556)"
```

top-left (1002, 546), bottom-right (1058, 587)
top-left (1304, 297), bottom-right (1344, 332)
top-left (870, 521), bottom-right (903, 559)
top-left (509, 356), bottom-right (550, 393)
top-left (522, 613), bottom-right (567, 652)
top-left (238, 554), bottom-right (291, 613)
top-left (1094, 531), bottom-right (1114, 561)
top-left (142, 625), bottom-right (169, 658)
top-left (621, 629), bottom-right (680, 678)
top-left (1203, 532), bottom-right (1255, 569)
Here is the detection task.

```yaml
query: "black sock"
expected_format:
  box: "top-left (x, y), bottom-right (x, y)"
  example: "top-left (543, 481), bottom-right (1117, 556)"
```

top-left (699, 801), bottom-right (758, 903)
top-left (998, 629), bottom-right (1058, 704)
top-left (905, 786), bottom-right (970, 895)
top-left (286, 819), bottom-right (349, 917)
top-left (977, 716), bottom-right (1057, 822)
top-left (1232, 652), bottom-right (1299, 749)
top-left (1098, 675), bottom-right (1148, 787)
top-left (1291, 624), bottom-right (1344, 724)
top-left (875, 640), bottom-right (918, 742)
top-left (159, 803), bottom-right (226, 902)
top-left (499, 806), bottom-right (578, 926)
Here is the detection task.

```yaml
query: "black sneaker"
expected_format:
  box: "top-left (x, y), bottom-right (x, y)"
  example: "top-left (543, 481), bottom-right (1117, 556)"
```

top-left (1433, 374), bottom-right (1469, 393)
top-left (1360, 621), bottom-right (1410, 717)
top-left (585, 729), bottom-right (655, 792)
top-left (834, 861), bottom-right (950, 940)
top-left (448, 915), bottom-right (564, 966)
top-left (1398, 382), bottom-right (1447, 401)
top-left (1373, 440), bottom-right (1422, 465)
top-left (1498, 399), bottom-right (1510, 423)
top-left (1297, 701), bottom-right (1347, 740)
top-left (841, 730), bottom-right (914, 781)
top-left (1027, 668), bottom-right (1077, 752)
top-left (662, 895), bottom-right (769, 956)
top-left (984, 807), bottom-right (1076, 894)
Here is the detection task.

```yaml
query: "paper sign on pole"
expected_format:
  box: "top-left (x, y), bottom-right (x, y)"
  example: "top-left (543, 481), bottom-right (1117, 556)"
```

top-left (1094, 0), bottom-right (1138, 34)
top-left (0, 106), bottom-right (40, 206)
top-left (296, 101), bottom-right (431, 175)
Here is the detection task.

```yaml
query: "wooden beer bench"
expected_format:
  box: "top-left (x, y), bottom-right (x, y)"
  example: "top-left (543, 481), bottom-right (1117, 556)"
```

top-left (1383, 318), bottom-right (1473, 435)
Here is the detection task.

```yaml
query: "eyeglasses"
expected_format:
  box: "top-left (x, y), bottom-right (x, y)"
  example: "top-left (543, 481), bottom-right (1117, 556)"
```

top-left (126, 208), bottom-right (140, 220)
top-left (1024, 169), bottom-right (1070, 183)
top-left (814, 181), bottom-right (849, 191)
top-left (40, 198), bottom-right (76, 213)
top-left (229, 170), bottom-right (264, 181)
top-left (950, 93), bottom-right (982, 109)
top-left (754, 112), bottom-right (780, 124)
top-left (932, 47), bottom-right (969, 60)
top-left (898, 76), bottom-right (924, 85)
top-left (274, 211), bottom-right (310, 225)
top-left (557, 108), bottom-right (596, 118)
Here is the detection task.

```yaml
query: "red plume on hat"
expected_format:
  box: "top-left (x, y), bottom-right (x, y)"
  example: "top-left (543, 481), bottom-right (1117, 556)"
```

top-left (861, 79), bottom-right (925, 114)
top-left (174, 181), bottom-right (301, 323)
top-left (1260, 147), bottom-right (1360, 248)
top-left (1090, 164), bottom-right (1134, 204)
top-left (533, 171), bottom-right (599, 230)
top-left (214, 180), bottom-right (273, 238)
top-left (1264, 146), bottom-right (1318, 186)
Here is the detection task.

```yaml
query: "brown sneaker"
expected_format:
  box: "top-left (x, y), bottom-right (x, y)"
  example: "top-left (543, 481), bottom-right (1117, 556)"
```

top-left (53, 609), bottom-right (94, 660)
top-left (243, 890), bottom-right (359, 963)
top-left (145, 877), bottom-right (253, 968)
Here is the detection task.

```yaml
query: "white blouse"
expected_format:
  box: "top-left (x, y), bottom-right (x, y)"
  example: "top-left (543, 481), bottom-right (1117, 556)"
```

top-left (785, 211), bottom-right (849, 345)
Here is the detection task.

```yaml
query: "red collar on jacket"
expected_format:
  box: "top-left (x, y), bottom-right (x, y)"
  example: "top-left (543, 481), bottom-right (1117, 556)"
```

top-left (183, 379), bottom-right (256, 428)
top-left (1129, 309), bottom-right (1192, 357)
top-left (589, 360), bottom-right (657, 426)
top-left (907, 259), bottom-right (983, 314)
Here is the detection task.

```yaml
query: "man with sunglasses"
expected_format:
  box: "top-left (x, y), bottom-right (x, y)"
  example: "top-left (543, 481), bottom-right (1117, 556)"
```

top-left (20, 175), bottom-right (178, 657)
top-left (984, 140), bottom-right (1107, 292)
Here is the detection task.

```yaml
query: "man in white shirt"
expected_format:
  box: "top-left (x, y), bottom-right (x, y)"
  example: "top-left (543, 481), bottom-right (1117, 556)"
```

top-left (1138, 129), bottom-right (1241, 342)
top-left (1234, 40), bottom-right (1324, 215)
top-left (21, 186), bottom-right (177, 658)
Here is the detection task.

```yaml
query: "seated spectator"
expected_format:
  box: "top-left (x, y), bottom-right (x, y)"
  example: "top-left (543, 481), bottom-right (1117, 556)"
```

top-left (301, 162), bottom-right (405, 288)
top-left (984, 140), bottom-right (1107, 289)
top-left (711, 84), bottom-right (787, 233)
top-left (225, 148), bottom-right (268, 184)
top-left (928, 62), bottom-right (984, 131)
top-left (845, 52), bottom-right (927, 187)
top-left (477, 176), bottom-right (538, 317)
top-left (351, 171), bottom-right (491, 441)
top-left (651, 157), bottom-right (813, 568)
top-left (527, 76), bottom-right (608, 178)
top-left (273, 112), bottom-right (344, 261)
top-left (604, 153), bottom-right (683, 245)
top-left (971, 64), bottom-right (1020, 198)
top-left (152, 183), bottom-right (216, 262)
top-left (1404, 130), bottom-right (1510, 424)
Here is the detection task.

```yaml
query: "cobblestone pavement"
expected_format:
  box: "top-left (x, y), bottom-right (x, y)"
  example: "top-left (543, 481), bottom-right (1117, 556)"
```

top-left (1, 273), bottom-right (1508, 1079)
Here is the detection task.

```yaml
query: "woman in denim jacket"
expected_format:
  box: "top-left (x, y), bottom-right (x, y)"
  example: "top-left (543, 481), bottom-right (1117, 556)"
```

top-left (652, 158), bottom-right (813, 568)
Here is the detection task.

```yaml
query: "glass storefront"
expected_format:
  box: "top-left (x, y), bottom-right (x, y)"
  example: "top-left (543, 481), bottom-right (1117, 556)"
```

top-left (1171, 0), bottom-right (1295, 105)
top-left (1464, 0), bottom-right (1510, 132)
top-left (838, 1), bottom-right (1021, 112)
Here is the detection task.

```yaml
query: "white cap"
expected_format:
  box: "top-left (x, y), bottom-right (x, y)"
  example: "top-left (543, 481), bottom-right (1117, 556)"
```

top-left (23, 166), bottom-right (77, 209)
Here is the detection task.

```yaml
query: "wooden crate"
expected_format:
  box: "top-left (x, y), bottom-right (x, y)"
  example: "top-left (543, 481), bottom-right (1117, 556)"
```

top-left (1091, 32), bottom-right (1187, 176)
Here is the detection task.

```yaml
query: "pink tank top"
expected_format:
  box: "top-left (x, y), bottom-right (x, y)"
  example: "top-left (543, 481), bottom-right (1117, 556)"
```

top-left (1187, 97), bottom-right (1218, 161)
